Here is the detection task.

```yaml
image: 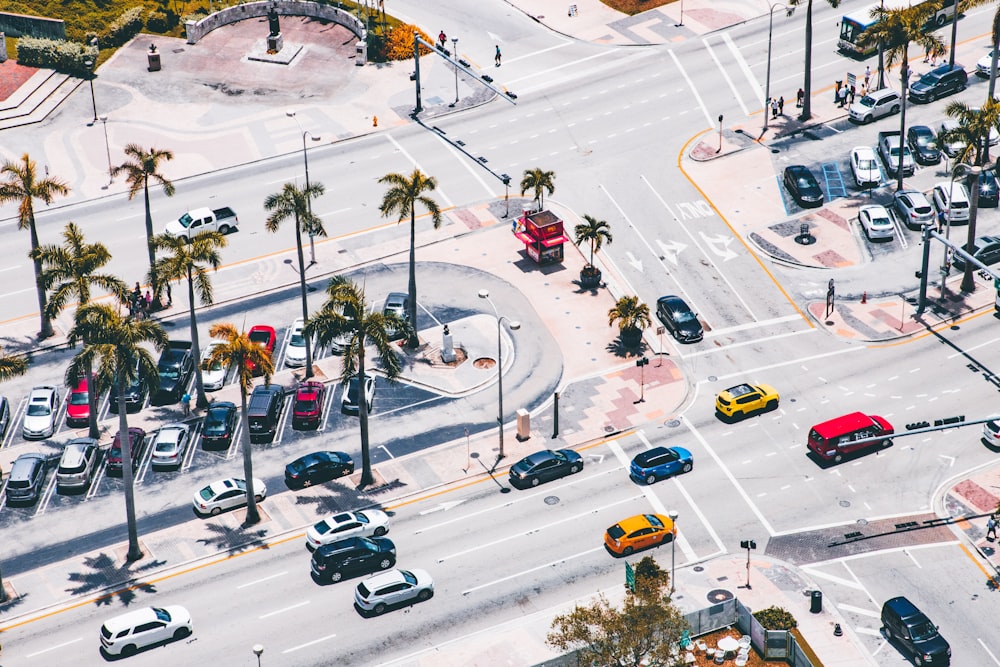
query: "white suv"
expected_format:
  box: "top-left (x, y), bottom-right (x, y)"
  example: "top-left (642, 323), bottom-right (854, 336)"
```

top-left (99, 605), bottom-right (192, 657)
top-left (850, 146), bottom-right (881, 187)
top-left (848, 88), bottom-right (901, 124)
top-left (932, 181), bottom-right (971, 223)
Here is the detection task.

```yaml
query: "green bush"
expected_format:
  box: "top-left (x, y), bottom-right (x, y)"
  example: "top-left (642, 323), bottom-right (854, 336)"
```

top-left (145, 10), bottom-right (169, 33)
top-left (15, 36), bottom-right (98, 76)
top-left (753, 606), bottom-right (798, 630)
top-left (101, 6), bottom-right (145, 48)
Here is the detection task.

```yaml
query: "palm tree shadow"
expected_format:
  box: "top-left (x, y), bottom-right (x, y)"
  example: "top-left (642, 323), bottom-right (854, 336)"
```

top-left (195, 522), bottom-right (269, 556)
top-left (605, 337), bottom-right (648, 359)
top-left (65, 551), bottom-right (166, 603)
top-left (0, 590), bottom-right (29, 613)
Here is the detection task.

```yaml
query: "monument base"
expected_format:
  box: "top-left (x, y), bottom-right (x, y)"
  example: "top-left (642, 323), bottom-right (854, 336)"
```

top-left (267, 33), bottom-right (283, 53)
top-left (247, 39), bottom-right (303, 65)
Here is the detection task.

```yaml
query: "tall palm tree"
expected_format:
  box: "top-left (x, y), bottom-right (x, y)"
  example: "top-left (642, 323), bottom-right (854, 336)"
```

top-left (519, 167), bottom-right (556, 210)
top-left (940, 100), bottom-right (1000, 166)
top-left (987, 6), bottom-right (1000, 102)
top-left (33, 221), bottom-right (129, 439)
top-left (0, 345), bottom-right (27, 380)
top-left (68, 303), bottom-right (166, 562)
top-left (574, 214), bottom-right (613, 268)
top-left (858, 2), bottom-right (942, 191)
top-left (110, 144), bottom-right (175, 277)
top-left (948, 0), bottom-right (995, 70)
top-left (151, 231), bottom-right (227, 410)
top-left (303, 276), bottom-right (407, 488)
top-left (206, 323), bottom-right (274, 524)
top-left (0, 153), bottom-right (70, 339)
top-left (378, 169), bottom-right (442, 349)
top-left (788, 1), bottom-right (841, 120)
top-left (263, 181), bottom-right (326, 378)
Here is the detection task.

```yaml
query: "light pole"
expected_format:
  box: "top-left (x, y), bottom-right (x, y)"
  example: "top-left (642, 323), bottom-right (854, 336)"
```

top-left (84, 59), bottom-right (97, 125)
top-left (252, 644), bottom-right (264, 667)
top-left (941, 162), bottom-right (976, 295)
top-left (668, 509), bottom-right (679, 595)
top-left (479, 289), bottom-right (520, 462)
top-left (764, 3), bottom-right (794, 132)
top-left (286, 110), bottom-right (322, 264)
top-left (99, 115), bottom-right (112, 189)
top-left (449, 37), bottom-right (459, 107)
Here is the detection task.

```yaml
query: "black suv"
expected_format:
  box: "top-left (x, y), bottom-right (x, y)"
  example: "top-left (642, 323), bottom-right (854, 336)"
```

top-left (908, 63), bottom-right (967, 104)
top-left (881, 596), bottom-right (951, 666)
top-left (310, 536), bottom-right (396, 583)
top-left (247, 383), bottom-right (285, 443)
top-left (154, 342), bottom-right (194, 404)
top-left (6, 453), bottom-right (49, 505)
top-left (108, 360), bottom-right (148, 413)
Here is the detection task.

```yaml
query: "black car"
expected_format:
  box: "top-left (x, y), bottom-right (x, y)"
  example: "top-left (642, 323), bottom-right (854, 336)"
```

top-left (656, 295), bottom-right (704, 343)
top-left (508, 449), bottom-right (583, 488)
top-left (782, 165), bottom-right (824, 207)
top-left (285, 451), bottom-right (355, 488)
top-left (908, 63), bottom-right (967, 103)
top-left (0, 396), bottom-right (9, 440)
top-left (881, 596), bottom-right (951, 666)
top-left (310, 536), bottom-right (396, 583)
top-left (906, 125), bottom-right (941, 165)
top-left (952, 235), bottom-right (1000, 272)
top-left (977, 170), bottom-right (999, 208)
top-left (108, 361), bottom-right (148, 413)
top-left (247, 383), bottom-right (286, 443)
top-left (201, 401), bottom-right (238, 450)
top-left (154, 342), bottom-right (194, 404)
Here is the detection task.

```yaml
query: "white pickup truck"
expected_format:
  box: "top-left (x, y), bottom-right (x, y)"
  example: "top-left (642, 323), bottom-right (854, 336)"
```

top-left (165, 207), bottom-right (239, 238)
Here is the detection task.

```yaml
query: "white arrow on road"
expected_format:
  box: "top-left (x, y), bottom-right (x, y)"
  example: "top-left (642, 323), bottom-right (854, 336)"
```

top-left (588, 454), bottom-right (606, 464)
top-left (487, 31), bottom-right (503, 43)
top-left (699, 232), bottom-right (738, 261)
top-left (625, 251), bottom-right (643, 272)
top-left (655, 239), bottom-right (688, 266)
top-left (939, 455), bottom-right (955, 467)
top-left (419, 500), bottom-right (467, 515)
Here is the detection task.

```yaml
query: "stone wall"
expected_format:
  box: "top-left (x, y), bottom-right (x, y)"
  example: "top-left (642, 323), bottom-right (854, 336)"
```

top-left (0, 11), bottom-right (66, 40)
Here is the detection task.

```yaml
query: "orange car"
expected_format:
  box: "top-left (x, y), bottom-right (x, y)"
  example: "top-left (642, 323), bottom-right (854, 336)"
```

top-left (604, 513), bottom-right (676, 556)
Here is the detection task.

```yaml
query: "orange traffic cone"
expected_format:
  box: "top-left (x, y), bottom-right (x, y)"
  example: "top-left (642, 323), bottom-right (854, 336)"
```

top-left (373, 115), bottom-right (378, 127)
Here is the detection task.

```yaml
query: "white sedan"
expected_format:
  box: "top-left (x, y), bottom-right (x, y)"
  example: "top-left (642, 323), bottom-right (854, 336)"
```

top-left (850, 146), bottom-right (881, 188)
top-left (22, 385), bottom-right (59, 439)
top-left (858, 205), bottom-right (895, 240)
top-left (306, 509), bottom-right (390, 550)
top-left (284, 317), bottom-right (310, 368)
top-left (151, 423), bottom-right (191, 469)
top-left (200, 341), bottom-right (229, 391)
top-left (341, 373), bottom-right (375, 414)
top-left (193, 477), bottom-right (266, 516)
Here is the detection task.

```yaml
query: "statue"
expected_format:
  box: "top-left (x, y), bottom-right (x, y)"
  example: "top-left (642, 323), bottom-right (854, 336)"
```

top-left (267, 6), bottom-right (280, 37)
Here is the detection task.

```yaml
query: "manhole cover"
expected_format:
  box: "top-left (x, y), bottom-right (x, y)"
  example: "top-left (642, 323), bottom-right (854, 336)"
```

top-left (839, 500), bottom-right (851, 508)
top-left (708, 589), bottom-right (734, 603)
top-left (693, 566), bottom-right (704, 573)
top-left (604, 425), bottom-right (616, 433)
top-left (544, 496), bottom-right (560, 505)
top-left (707, 375), bottom-right (717, 382)
top-left (473, 357), bottom-right (496, 369)
top-left (856, 518), bottom-right (868, 526)
top-left (666, 419), bottom-right (681, 428)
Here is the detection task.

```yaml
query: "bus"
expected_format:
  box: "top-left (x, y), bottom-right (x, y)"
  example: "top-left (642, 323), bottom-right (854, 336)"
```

top-left (838, 0), bottom-right (957, 57)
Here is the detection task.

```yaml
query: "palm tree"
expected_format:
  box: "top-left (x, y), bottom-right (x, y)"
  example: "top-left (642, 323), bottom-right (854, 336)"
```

top-left (206, 323), bottom-right (274, 525)
top-left (987, 6), bottom-right (1000, 101)
top-left (304, 276), bottom-right (407, 487)
top-left (858, 2), bottom-right (942, 191)
top-left (0, 345), bottom-right (27, 380)
top-left (940, 100), bottom-right (1000, 166)
top-left (0, 153), bottom-right (71, 339)
top-left (33, 221), bottom-right (129, 439)
top-left (788, 1), bottom-right (841, 120)
top-left (378, 169), bottom-right (442, 349)
top-left (110, 144), bottom-right (175, 277)
top-left (607, 295), bottom-right (652, 350)
top-left (263, 181), bottom-right (326, 378)
top-left (574, 214), bottom-right (613, 268)
top-left (151, 231), bottom-right (227, 410)
top-left (68, 303), bottom-right (166, 562)
top-left (519, 167), bottom-right (556, 211)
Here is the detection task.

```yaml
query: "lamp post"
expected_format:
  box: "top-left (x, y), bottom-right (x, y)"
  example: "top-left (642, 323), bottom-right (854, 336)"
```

top-left (449, 37), bottom-right (459, 107)
top-left (941, 162), bottom-right (976, 295)
top-left (84, 59), bottom-right (97, 125)
top-left (99, 115), bottom-right (112, 189)
top-left (252, 644), bottom-right (264, 667)
top-left (478, 289), bottom-right (520, 462)
top-left (668, 509), bottom-right (679, 595)
top-left (764, 3), bottom-right (794, 131)
top-left (286, 110), bottom-right (322, 265)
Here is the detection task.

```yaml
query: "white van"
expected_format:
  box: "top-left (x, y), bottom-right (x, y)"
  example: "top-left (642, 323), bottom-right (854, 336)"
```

top-left (100, 605), bottom-right (192, 657)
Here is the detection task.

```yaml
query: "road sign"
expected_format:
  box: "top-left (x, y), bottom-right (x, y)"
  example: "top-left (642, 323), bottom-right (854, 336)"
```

top-left (625, 561), bottom-right (636, 592)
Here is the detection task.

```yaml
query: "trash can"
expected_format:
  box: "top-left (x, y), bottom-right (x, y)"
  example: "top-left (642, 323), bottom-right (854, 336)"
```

top-left (810, 590), bottom-right (823, 613)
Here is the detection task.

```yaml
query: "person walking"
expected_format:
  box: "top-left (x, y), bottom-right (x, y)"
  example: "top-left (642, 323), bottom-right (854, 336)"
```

top-left (182, 392), bottom-right (191, 417)
top-left (438, 30), bottom-right (446, 48)
top-left (864, 65), bottom-right (871, 90)
top-left (796, 88), bottom-right (804, 108)
top-left (838, 85), bottom-right (849, 108)
top-left (495, 45), bottom-right (502, 67)
top-left (778, 96), bottom-right (784, 116)
top-left (848, 85), bottom-right (856, 106)
top-left (988, 514), bottom-right (998, 541)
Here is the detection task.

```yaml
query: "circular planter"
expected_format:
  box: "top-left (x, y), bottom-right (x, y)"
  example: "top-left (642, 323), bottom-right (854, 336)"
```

top-left (580, 265), bottom-right (602, 288)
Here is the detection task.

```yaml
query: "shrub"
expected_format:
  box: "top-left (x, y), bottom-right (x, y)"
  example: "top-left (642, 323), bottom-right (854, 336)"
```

top-left (101, 6), bottom-right (145, 48)
top-left (146, 10), bottom-right (170, 33)
top-left (380, 23), bottom-right (431, 62)
top-left (16, 36), bottom-right (98, 77)
top-left (753, 606), bottom-right (798, 630)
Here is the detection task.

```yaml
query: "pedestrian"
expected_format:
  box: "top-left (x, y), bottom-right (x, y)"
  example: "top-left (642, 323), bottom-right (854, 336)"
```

top-left (438, 30), bottom-right (446, 48)
top-left (864, 65), bottom-right (871, 90)
top-left (838, 85), bottom-right (849, 108)
top-left (165, 282), bottom-right (172, 307)
top-left (849, 85), bottom-right (856, 106)
top-left (796, 88), bottom-right (804, 108)
top-left (181, 392), bottom-right (191, 417)
top-left (924, 45), bottom-right (931, 63)
top-left (778, 96), bottom-right (784, 115)
top-left (770, 98), bottom-right (778, 118)
top-left (987, 514), bottom-right (998, 541)
top-left (144, 290), bottom-right (152, 311)
top-left (930, 46), bottom-right (939, 66)
top-left (495, 45), bottom-right (502, 67)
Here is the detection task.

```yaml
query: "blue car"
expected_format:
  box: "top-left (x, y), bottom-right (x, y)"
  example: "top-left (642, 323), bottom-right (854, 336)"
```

top-left (629, 446), bottom-right (693, 485)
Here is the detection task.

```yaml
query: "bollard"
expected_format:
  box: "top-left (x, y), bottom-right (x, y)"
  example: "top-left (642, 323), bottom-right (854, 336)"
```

top-left (861, 291), bottom-right (867, 304)
top-left (834, 623), bottom-right (843, 636)
top-left (810, 590), bottom-right (823, 613)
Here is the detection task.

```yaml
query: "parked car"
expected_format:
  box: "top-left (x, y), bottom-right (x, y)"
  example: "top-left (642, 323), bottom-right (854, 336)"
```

top-left (285, 451), bottom-right (355, 488)
top-left (850, 146), bottom-right (881, 188)
top-left (66, 374), bottom-right (95, 427)
top-left (56, 437), bottom-right (101, 492)
top-left (284, 317), bottom-right (311, 368)
top-left (293, 380), bottom-right (326, 429)
top-left (341, 374), bottom-right (375, 415)
top-left (0, 396), bottom-right (9, 440)
top-left (907, 125), bottom-right (941, 165)
top-left (908, 63), bottom-right (967, 103)
top-left (715, 383), bottom-right (779, 419)
top-left (107, 427), bottom-right (146, 475)
top-left (311, 536), bottom-right (396, 583)
top-left (937, 119), bottom-right (967, 158)
top-left (306, 510), bottom-right (390, 550)
top-left (6, 452), bottom-right (49, 504)
top-left (951, 235), bottom-right (1000, 272)
top-left (192, 477), bottom-right (266, 516)
top-left (354, 568), bottom-right (434, 616)
top-left (108, 360), bottom-right (148, 413)
top-left (881, 596), bottom-right (951, 666)
top-left (982, 419), bottom-right (1000, 446)
top-left (382, 292), bottom-right (409, 339)
top-left (932, 181), bottom-right (971, 223)
top-left (859, 204), bottom-right (896, 241)
top-left (977, 170), bottom-right (999, 208)
top-left (154, 341), bottom-right (194, 404)
top-left (848, 87), bottom-right (901, 123)
top-left (200, 341), bottom-right (229, 391)
top-left (201, 401), bottom-right (238, 449)
top-left (893, 190), bottom-right (937, 230)
top-left (508, 449), bottom-right (584, 488)
top-left (247, 383), bottom-right (285, 443)
top-left (971, 109), bottom-right (1000, 146)
top-left (247, 325), bottom-right (276, 375)
top-left (782, 165), bottom-right (824, 207)
top-left (655, 295), bottom-right (704, 343)
top-left (99, 605), bottom-right (192, 658)
top-left (604, 513), bottom-right (676, 557)
top-left (22, 385), bottom-right (59, 439)
top-left (150, 423), bottom-right (191, 470)
top-left (629, 446), bottom-right (693, 485)
top-left (877, 131), bottom-right (915, 178)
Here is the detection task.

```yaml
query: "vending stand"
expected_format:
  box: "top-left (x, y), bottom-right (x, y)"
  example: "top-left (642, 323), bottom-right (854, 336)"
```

top-left (512, 210), bottom-right (570, 265)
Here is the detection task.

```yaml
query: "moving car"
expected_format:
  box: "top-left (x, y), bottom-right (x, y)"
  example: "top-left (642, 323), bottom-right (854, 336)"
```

top-left (100, 605), bottom-right (192, 658)
top-left (951, 235), bottom-right (1000, 272)
top-left (977, 49), bottom-right (999, 77)
top-left (341, 374), bottom-right (375, 415)
top-left (192, 477), bottom-right (266, 516)
top-left (982, 419), bottom-right (1000, 446)
top-left (310, 536), bottom-right (396, 583)
top-left (6, 452), bottom-right (49, 504)
top-left (807, 412), bottom-right (893, 464)
top-left (107, 427), bottom-right (146, 475)
top-left (354, 568), bottom-right (434, 616)
top-left (850, 146), bottom-right (881, 188)
top-left (977, 170), bottom-right (999, 208)
top-left (382, 292), bottom-right (409, 339)
top-left (782, 165), bottom-right (824, 207)
top-left (285, 450), bottom-right (354, 488)
top-left (604, 513), bottom-right (676, 557)
top-left (22, 385), bottom-right (59, 439)
top-left (306, 510), bottom-right (390, 550)
top-left (56, 437), bottom-right (101, 492)
top-left (893, 190), bottom-right (936, 230)
top-left (247, 325), bottom-right (276, 375)
top-left (200, 340), bottom-right (229, 391)
top-left (858, 204), bottom-right (895, 241)
top-left (201, 401), bottom-right (238, 449)
top-left (848, 87), bottom-right (900, 124)
top-left (655, 295), bottom-right (704, 343)
top-left (881, 596), bottom-right (951, 666)
top-left (284, 317), bottom-right (310, 368)
top-left (932, 181), bottom-right (970, 223)
top-left (508, 448), bottom-right (584, 488)
top-left (629, 446), bottom-right (693, 485)
top-left (65, 375), bottom-right (94, 427)
top-left (908, 63), bottom-right (967, 103)
top-left (907, 125), bottom-right (941, 165)
top-left (150, 423), bottom-right (191, 470)
top-left (293, 380), bottom-right (326, 429)
top-left (715, 383), bottom-right (780, 419)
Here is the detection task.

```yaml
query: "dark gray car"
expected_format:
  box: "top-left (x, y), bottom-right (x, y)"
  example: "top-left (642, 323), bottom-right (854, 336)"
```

top-left (881, 596), bottom-right (951, 665)
top-left (7, 453), bottom-right (49, 504)
top-left (656, 295), bottom-right (704, 343)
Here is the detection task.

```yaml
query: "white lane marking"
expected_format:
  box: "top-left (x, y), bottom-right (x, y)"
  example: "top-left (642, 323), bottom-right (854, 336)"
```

top-left (948, 336), bottom-right (1000, 357)
top-left (669, 49), bottom-right (716, 128)
top-left (703, 38), bottom-right (750, 116)
top-left (0, 264), bottom-right (21, 272)
top-left (856, 626), bottom-right (885, 637)
top-left (259, 600), bottom-right (310, 619)
top-left (462, 547), bottom-right (604, 595)
top-left (977, 638), bottom-right (1000, 665)
top-left (838, 603), bottom-right (881, 618)
top-left (26, 638), bottom-right (83, 657)
top-left (805, 540), bottom-right (959, 567)
top-left (699, 345), bottom-right (863, 383)
top-left (801, 567), bottom-right (867, 590)
top-left (904, 549), bottom-right (922, 568)
top-left (385, 134), bottom-right (454, 208)
top-left (283, 633), bottom-right (338, 654)
top-left (723, 32), bottom-right (763, 107)
top-left (508, 49), bottom-right (618, 87)
top-left (237, 571), bottom-right (287, 589)
top-left (706, 314), bottom-right (802, 337)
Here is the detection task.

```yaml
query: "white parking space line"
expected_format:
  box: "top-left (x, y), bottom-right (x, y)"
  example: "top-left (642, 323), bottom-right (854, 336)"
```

top-left (26, 637), bottom-right (83, 657)
top-left (977, 638), bottom-right (1000, 665)
top-left (723, 32), bottom-right (763, 107)
top-left (238, 571), bottom-right (287, 589)
top-left (462, 547), bottom-right (604, 595)
top-left (669, 49), bottom-right (716, 129)
top-left (283, 633), bottom-right (338, 654)
top-left (259, 600), bottom-right (310, 619)
top-left (838, 603), bottom-right (881, 618)
top-left (703, 38), bottom-right (750, 116)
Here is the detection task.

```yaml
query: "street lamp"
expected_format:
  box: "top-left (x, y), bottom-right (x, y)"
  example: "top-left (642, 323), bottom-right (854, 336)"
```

top-left (99, 115), bottom-right (112, 190)
top-left (478, 289), bottom-right (520, 462)
top-left (449, 37), bottom-right (459, 107)
top-left (764, 3), bottom-right (794, 131)
top-left (941, 162), bottom-right (977, 295)
top-left (668, 509), bottom-right (679, 595)
top-left (960, 164), bottom-right (983, 293)
top-left (286, 110), bottom-right (322, 265)
top-left (252, 644), bottom-right (264, 667)
top-left (84, 59), bottom-right (97, 125)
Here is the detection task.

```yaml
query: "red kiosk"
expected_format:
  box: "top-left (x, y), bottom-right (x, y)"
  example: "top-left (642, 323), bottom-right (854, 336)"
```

top-left (512, 210), bottom-right (570, 264)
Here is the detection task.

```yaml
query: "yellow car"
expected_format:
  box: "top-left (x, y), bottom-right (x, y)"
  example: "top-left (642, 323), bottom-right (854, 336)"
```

top-left (604, 513), bottom-right (676, 557)
top-left (715, 383), bottom-right (779, 419)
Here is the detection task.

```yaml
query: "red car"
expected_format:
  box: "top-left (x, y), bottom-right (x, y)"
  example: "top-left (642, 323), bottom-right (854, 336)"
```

top-left (293, 381), bottom-right (326, 430)
top-left (247, 325), bottom-right (277, 375)
top-left (107, 427), bottom-right (146, 475)
top-left (66, 375), bottom-right (95, 427)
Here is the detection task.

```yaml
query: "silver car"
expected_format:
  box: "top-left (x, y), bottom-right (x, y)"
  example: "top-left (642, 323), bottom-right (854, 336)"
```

top-left (22, 385), bottom-right (59, 439)
top-left (354, 568), bottom-right (434, 615)
top-left (151, 423), bottom-right (191, 470)
top-left (893, 190), bottom-right (936, 230)
top-left (57, 437), bottom-right (101, 492)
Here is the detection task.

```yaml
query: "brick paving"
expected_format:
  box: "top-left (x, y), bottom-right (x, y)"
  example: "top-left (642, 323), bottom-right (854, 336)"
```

top-left (0, 60), bottom-right (37, 101)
